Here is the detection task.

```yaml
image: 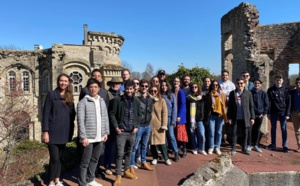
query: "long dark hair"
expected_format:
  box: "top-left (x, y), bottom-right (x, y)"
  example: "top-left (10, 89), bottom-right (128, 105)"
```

top-left (160, 80), bottom-right (172, 99)
top-left (57, 73), bottom-right (74, 105)
top-left (209, 80), bottom-right (221, 92)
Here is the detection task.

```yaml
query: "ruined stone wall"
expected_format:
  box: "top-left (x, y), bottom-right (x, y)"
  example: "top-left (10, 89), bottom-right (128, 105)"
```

top-left (221, 2), bottom-right (259, 82)
top-left (256, 23), bottom-right (300, 87)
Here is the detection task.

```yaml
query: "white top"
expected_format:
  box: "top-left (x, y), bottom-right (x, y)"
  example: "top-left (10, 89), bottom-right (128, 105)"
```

top-left (219, 80), bottom-right (236, 99)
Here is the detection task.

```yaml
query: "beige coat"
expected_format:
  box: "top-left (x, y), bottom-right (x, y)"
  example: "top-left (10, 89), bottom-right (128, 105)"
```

top-left (150, 97), bottom-right (168, 145)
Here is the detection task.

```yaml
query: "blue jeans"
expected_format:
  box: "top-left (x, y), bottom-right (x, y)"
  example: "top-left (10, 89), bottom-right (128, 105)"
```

top-left (270, 112), bottom-right (288, 147)
top-left (190, 121), bottom-right (205, 151)
top-left (166, 117), bottom-right (178, 153)
top-left (131, 125), bottom-right (150, 165)
top-left (208, 114), bottom-right (224, 149)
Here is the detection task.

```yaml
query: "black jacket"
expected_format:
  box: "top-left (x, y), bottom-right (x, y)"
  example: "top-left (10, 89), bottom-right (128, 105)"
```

top-left (42, 88), bottom-right (76, 144)
top-left (79, 86), bottom-right (109, 108)
top-left (290, 89), bottom-right (300, 111)
top-left (227, 89), bottom-right (255, 127)
top-left (267, 85), bottom-right (291, 116)
top-left (136, 95), bottom-right (153, 126)
top-left (186, 95), bottom-right (205, 127)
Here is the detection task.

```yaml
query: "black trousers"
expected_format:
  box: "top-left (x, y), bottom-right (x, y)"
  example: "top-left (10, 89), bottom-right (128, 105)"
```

top-left (231, 120), bottom-right (251, 150)
top-left (48, 144), bottom-right (66, 181)
top-left (252, 117), bottom-right (263, 146)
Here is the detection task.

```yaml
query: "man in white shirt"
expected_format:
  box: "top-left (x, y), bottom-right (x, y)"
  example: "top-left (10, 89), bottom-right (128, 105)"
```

top-left (219, 70), bottom-right (236, 100)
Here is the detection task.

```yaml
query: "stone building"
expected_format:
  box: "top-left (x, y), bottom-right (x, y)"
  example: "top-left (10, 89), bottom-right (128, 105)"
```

top-left (0, 25), bottom-right (124, 142)
top-left (221, 2), bottom-right (300, 90)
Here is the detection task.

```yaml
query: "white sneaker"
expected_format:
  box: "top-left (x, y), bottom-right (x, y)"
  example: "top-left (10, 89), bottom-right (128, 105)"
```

top-left (55, 182), bottom-right (64, 186)
top-left (151, 159), bottom-right (157, 165)
top-left (165, 159), bottom-right (172, 166)
top-left (208, 148), bottom-right (213, 155)
top-left (48, 183), bottom-right (55, 186)
top-left (136, 157), bottom-right (141, 164)
top-left (192, 150), bottom-right (198, 155)
top-left (87, 180), bottom-right (102, 186)
top-left (198, 150), bottom-right (207, 155)
top-left (131, 165), bottom-right (138, 169)
top-left (215, 148), bottom-right (222, 155)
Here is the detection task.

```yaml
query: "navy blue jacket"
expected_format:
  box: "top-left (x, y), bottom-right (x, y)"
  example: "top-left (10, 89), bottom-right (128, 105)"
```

top-left (42, 88), bottom-right (76, 144)
top-left (290, 89), bottom-right (300, 111)
top-left (251, 89), bottom-right (269, 117)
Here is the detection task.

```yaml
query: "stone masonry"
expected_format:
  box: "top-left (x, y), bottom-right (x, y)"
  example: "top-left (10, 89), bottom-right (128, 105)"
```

top-left (0, 24), bottom-right (124, 143)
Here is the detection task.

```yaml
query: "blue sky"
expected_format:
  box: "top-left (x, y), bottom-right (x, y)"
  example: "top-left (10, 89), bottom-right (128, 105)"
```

top-left (1, 0), bottom-right (300, 75)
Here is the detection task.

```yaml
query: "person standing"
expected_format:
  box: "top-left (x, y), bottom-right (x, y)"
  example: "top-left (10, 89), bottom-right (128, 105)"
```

top-left (172, 77), bottom-right (188, 157)
top-left (149, 85), bottom-right (171, 165)
top-left (130, 79), bottom-right (154, 171)
top-left (206, 80), bottom-right (227, 155)
top-left (251, 79), bottom-right (269, 153)
top-left (42, 74), bottom-right (76, 186)
top-left (186, 83), bottom-right (206, 155)
top-left (181, 75), bottom-right (191, 96)
top-left (103, 77), bottom-right (123, 175)
top-left (77, 78), bottom-right (109, 186)
top-left (109, 80), bottom-right (141, 186)
top-left (266, 75), bottom-right (291, 153)
top-left (290, 77), bottom-right (300, 152)
top-left (227, 77), bottom-right (255, 155)
top-left (79, 69), bottom-right (109, 106)
top-left (202, 77), bottom-right (212, 96)
top-left (219, 70), bottom-right (236, 100)
top-left (157, 69), bottom-right (167, 82)
top-left (242, 71), bottom-right (254, 91)
top-left (133, 78), bottom-right (140, 96)
top-left (161, 80), bottom-right (179, 162)
top-left (120, 68), bottom-right (131, 92)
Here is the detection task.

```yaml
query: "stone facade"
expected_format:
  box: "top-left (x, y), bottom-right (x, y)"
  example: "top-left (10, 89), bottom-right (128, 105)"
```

top-left (0, 25), bottom-right (124, 142)
top-left (221, 2), bottom-right (300, 90)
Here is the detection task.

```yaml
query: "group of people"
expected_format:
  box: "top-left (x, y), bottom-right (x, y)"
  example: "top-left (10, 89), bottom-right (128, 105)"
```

top-left (42, 68), bottom-right (300, 186)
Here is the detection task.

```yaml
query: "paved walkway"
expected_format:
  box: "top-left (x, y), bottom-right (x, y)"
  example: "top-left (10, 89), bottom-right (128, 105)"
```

top-left (32, 121), bottom-right (300, 186)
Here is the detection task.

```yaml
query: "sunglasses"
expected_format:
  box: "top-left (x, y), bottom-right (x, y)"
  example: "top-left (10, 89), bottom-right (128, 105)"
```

top-left (150, 90), bottom-right (158, 93)
top-left (237, 82), bottom-right (244, 85)
top-left (134, 82), bottom-right (139, 85)
top-left (243, 75), bottom-right (249, 77)
top-left (212, 84), bottom-right (218, 86)
top-left (141, 85), bottom-right (149, 88)
top-left (192, 86), bottom-right (198, 89)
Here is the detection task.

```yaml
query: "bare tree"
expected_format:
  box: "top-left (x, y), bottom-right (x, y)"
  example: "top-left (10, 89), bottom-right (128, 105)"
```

top-left (0, 82), bottom-right (36, 176)
top-left (142, 63), bottom-right (155, 80)
top-left (121, 60), bottom-right (133, 72)
top-left (131, 71), bottom-right (142, 79)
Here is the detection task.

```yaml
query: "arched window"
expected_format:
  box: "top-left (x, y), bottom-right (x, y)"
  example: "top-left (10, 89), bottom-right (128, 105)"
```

top-left (22, 71), bottom-right (30, 92)
top-left (8, 71), bottom-right (16, 92)
top-left (69, 71), bottom-right (83, 93)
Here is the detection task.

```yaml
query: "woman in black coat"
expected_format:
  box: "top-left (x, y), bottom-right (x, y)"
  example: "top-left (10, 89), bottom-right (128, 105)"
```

top-left (42, 73), bottom-right (76, 186)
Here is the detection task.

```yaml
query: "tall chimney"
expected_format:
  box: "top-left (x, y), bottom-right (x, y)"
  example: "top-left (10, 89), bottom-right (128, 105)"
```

top-left (83, 24), bottom-right (88, 45)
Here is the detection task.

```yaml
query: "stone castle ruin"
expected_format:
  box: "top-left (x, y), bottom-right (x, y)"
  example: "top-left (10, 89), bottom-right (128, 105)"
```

top-left (221, 2), bottom-right (300, 90)
top-left (0, 24), bottom-right (124, 142)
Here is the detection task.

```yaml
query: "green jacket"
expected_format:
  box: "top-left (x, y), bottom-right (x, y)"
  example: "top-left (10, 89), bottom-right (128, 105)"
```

top-left (109, 94), bottom-right (141, 131)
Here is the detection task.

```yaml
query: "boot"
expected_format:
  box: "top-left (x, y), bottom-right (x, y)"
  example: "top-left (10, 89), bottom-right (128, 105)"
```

top-left (141, 162), bottom-right (154, 171)
top-left (182, 148), bottom-right (187, 158)
top-left (130, 166), bottom-right (136, 175)
top-left (113, 175), bottom-right (122, 186)
top-left (123, 169), bottom-right (138, 179)
top-left (174, 152), bottom-right (179, 162)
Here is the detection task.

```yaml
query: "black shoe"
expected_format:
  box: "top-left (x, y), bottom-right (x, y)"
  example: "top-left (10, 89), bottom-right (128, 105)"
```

top-left (266, 144), bottom-right (276, 151)
top-left (283, 147), bottom-right (290, 153)
top-left (95, 170), bottom-right (105, 179)
top-left (242, 150), bottom-right (251, 156)
top-left (174, 152), bottom-right (179, 162)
